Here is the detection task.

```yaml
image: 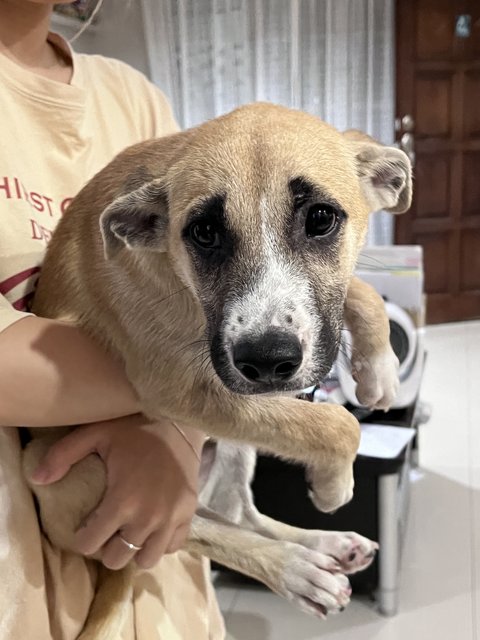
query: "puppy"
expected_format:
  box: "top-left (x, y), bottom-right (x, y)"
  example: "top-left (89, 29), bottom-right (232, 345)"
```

top-left (23, 103), bottom-right (411, 636)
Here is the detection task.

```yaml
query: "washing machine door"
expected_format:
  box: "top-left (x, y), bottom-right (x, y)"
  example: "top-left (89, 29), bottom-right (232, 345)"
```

top-left (385, 302), bottom-right (417, 381)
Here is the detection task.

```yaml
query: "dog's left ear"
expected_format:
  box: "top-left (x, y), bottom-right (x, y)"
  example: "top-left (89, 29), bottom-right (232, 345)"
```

top-left (343, 129), bottom-right (412, 214)
top-left (100, 179), bottom-right (169, 260)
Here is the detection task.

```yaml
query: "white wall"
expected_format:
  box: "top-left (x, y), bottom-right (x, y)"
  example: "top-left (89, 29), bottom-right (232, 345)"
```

top-left (51, 0), bottom-right (150, 76)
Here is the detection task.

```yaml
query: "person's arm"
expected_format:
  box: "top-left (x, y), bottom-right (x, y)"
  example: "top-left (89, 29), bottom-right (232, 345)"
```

top-left (1, 314), bottom-right (206, 569)
top-left (0, 316), bottom-right (140, 427)
top-left (0, 313), bottom-right (205, 457)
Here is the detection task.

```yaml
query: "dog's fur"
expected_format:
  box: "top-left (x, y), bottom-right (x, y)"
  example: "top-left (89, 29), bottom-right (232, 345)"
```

top-left (22, 104), bottom-right (411, 637)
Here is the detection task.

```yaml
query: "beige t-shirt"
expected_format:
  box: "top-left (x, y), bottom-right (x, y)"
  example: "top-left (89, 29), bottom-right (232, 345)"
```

top-left (0, 33), bottom-right (224, 640)
top-left (0, 32), bottom-right (178, 331)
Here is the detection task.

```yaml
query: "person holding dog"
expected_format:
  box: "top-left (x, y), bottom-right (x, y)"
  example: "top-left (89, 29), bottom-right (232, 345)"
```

top-left (0, 1), bottom-right (224, 638)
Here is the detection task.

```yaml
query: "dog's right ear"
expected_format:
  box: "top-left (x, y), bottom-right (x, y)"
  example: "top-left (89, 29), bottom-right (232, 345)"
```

top-left (100, 179), bottom-right (169, 260)
top-left (343, 129), bottom-right (413, 215)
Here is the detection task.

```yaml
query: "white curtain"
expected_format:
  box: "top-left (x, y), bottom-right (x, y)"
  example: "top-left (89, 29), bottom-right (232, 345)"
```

top-left (141, 0), bottom-right (395, 245)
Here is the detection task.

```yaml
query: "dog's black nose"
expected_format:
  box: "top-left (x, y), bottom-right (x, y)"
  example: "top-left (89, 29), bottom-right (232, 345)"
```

top-left (233, 330), bottom-right (302, 384)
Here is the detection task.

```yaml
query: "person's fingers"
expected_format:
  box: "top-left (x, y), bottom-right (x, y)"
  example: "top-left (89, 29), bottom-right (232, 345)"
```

top-left (101, 528), bottom-right (148, 570)
top-left (134, 526), bottom-right (174, 569)
top-left (30, 427), bottom-right (101, 485)
top-left (74, 493), bottom-right (127, 555)
top-left (165, 522), bottom-right (190, 554)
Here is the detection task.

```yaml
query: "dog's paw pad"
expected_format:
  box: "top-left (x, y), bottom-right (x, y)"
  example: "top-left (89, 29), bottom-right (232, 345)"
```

top-left (334, 533), bottom-right (379, 574)
top-left (300, 530), bottom-right (378, 575)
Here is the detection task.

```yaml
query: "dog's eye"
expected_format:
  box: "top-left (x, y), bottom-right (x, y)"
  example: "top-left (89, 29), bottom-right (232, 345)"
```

top-left (189, 221), bottom-right (221, 249)
top-left (305, 204), bottom-right (338, 238)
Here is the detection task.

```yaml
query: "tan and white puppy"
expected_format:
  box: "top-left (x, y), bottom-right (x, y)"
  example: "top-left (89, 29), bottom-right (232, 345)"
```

top-left (22, 103), bottom-right (411, 637)
top-left (29, 103), bottom-right (411, 512)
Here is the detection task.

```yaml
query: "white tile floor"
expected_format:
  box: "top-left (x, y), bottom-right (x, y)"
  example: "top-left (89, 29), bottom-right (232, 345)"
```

top-left (215, 321), bottom-right (480, 640)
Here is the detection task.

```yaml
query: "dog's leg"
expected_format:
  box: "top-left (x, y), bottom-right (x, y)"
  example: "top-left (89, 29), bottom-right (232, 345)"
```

top-left (238, 512), bottom-right (378, 575)
top-left (188, 512), bottom-right (351, 619)
top-left (201, 441), bottom-right (377, 576)
top-left (199, 441), bottom-right (258, 524)
top-left (344, 276), bottom-right (399, 410)
top-left (142, 387), bottom-right (359, 514)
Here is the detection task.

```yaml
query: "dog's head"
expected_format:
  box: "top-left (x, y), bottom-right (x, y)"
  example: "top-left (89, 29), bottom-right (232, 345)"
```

top-left (100, 104), bottom-right (411, 394)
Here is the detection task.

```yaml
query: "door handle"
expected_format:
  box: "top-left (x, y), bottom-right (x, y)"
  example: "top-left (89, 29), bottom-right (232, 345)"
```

top-left (398, 114), bottom-right (415, 167)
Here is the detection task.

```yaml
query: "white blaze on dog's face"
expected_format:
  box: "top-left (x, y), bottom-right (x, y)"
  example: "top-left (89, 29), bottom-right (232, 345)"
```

top-left (101, 104), bottom-right (411, 395)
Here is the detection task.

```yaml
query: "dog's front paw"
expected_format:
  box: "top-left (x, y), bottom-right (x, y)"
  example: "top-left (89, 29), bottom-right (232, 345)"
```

top-left (352, 346), bottom-right (399, 410)
top-left (307, 464), bottom-right (354, 514)
top-left (300, 530), bottom-right (379, 575)
top-left (279, 543), bottom-right (352, 619)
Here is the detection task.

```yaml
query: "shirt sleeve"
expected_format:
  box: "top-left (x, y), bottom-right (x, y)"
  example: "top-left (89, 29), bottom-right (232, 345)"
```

top-left (108, 58), bottom-right (181, 139)
top-left (147, 84), bottom-right (181, 137)
top-left (0, 294), bottom-right (32, 335)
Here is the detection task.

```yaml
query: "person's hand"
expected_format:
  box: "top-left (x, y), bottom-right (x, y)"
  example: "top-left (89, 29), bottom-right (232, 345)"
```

top-left (30, 414), bottom-right (203, 569)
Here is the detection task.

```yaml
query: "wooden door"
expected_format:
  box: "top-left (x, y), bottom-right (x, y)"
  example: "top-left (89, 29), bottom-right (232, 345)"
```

top-left (395, 0), bottom-right (480, 323)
